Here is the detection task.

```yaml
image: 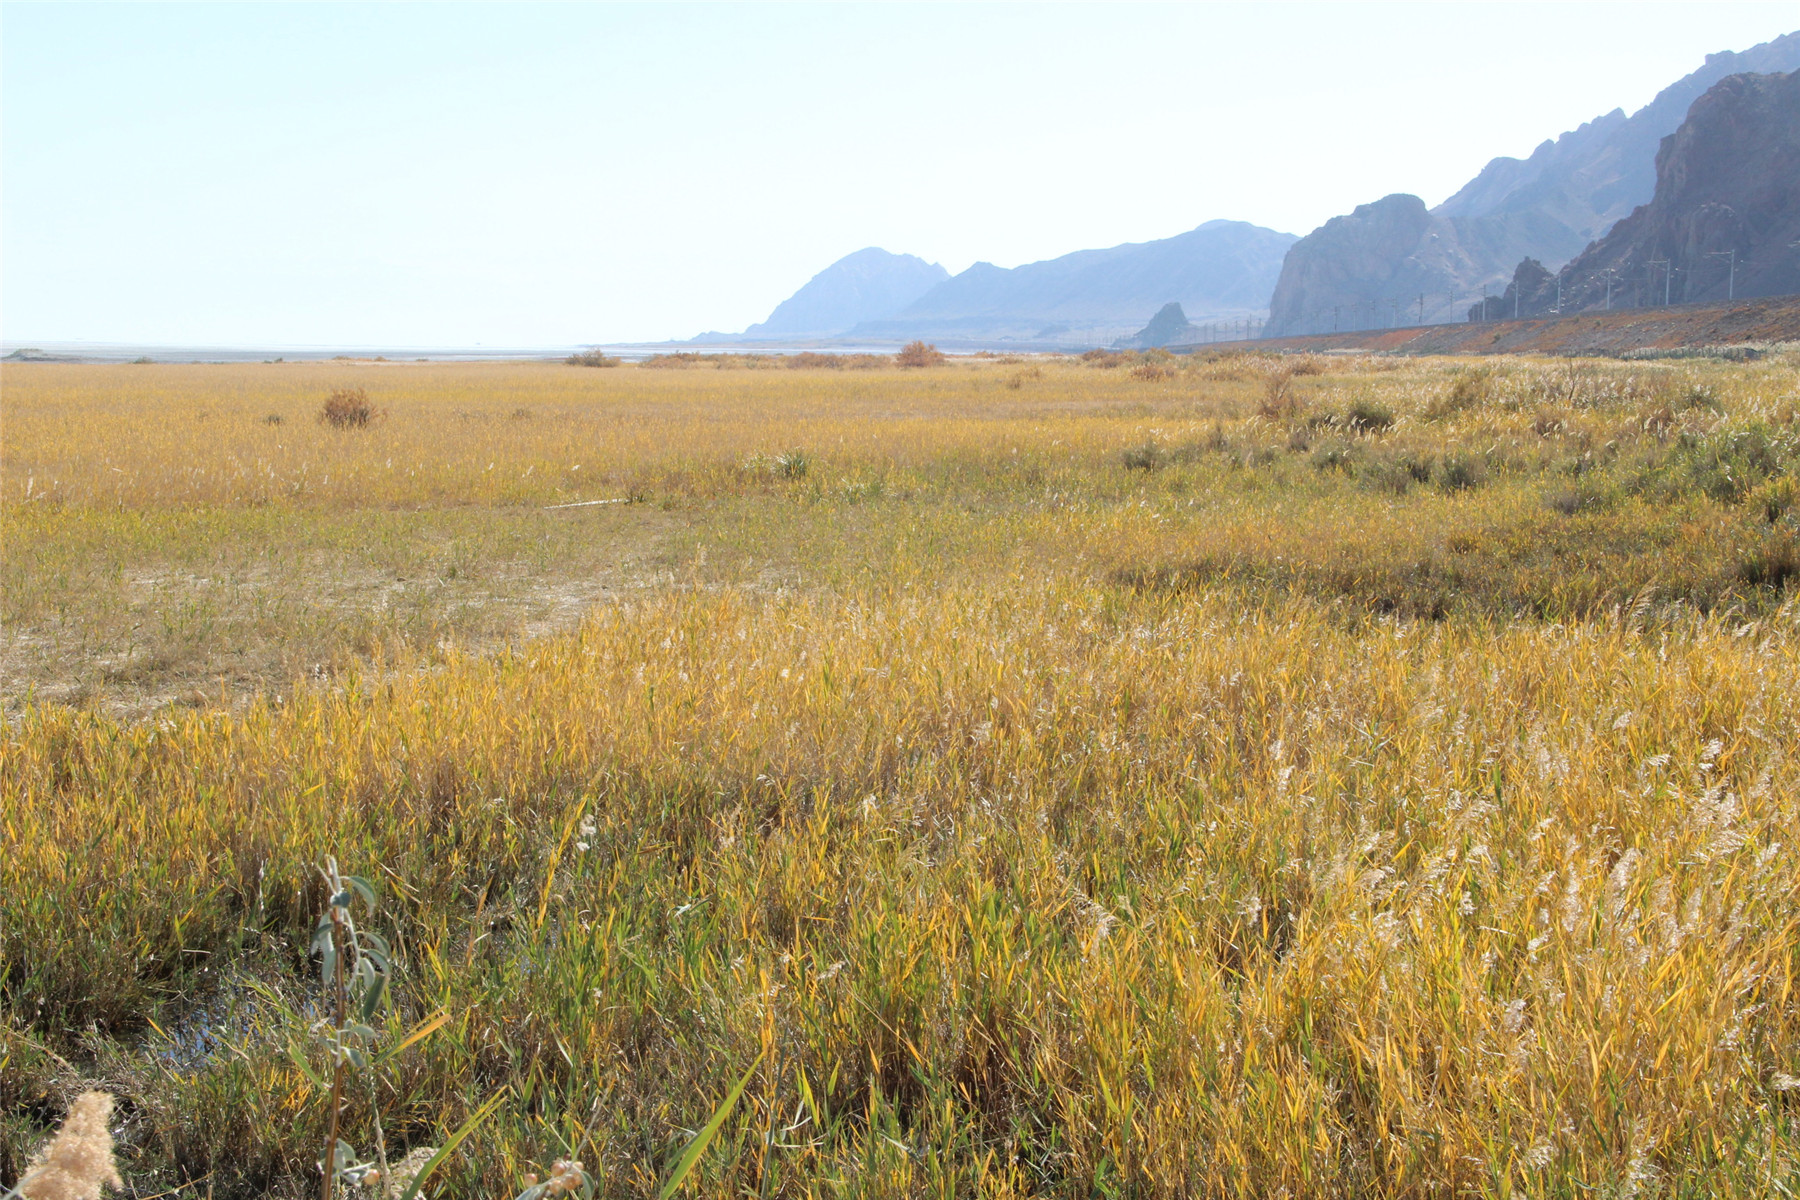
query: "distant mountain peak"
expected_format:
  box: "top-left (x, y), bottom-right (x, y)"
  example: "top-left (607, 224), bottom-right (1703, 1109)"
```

top-left (1122, 302), bottom-right (1199, 349)
top-left (741, 248), bottom-right (948, 340)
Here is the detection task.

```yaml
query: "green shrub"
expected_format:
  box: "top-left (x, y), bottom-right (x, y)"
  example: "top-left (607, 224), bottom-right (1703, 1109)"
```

top-left (1346, 398), bottom-right (1396, 433)
top-left (1436, 452), bottom-right (1485, 491)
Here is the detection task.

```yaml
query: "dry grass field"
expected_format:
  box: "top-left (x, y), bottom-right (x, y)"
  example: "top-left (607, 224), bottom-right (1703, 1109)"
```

top-left (4, 350), bottom-right (1800, 1196)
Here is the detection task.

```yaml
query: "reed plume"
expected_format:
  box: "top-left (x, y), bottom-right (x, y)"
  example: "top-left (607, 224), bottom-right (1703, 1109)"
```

top-left (15, 1091), bottom-right (122, 1200)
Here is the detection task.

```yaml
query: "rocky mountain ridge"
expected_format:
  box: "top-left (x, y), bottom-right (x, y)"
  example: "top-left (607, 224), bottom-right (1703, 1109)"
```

top-left (1478, 68), bottom-right (1800, 319)
top-left (1264, 31), bottom-right (1800, 336)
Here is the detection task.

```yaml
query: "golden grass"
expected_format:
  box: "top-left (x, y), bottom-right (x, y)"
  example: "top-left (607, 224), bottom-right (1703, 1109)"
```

top-left (3, 352), bottom-right (1799, 1195)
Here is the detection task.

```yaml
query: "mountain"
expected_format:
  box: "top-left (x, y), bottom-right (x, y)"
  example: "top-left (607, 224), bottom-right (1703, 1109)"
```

top-left (741, 248), bottom-right (949, 339)
top-left (1263, 195), bottom-right (1581, 334)
top-left (1121, 302), bottom-right (1202, 349)
top-left (1264, 31), bottom-right (1800, 336)
top-left (1477, 69), bottom-right (1800, 319)
top-left (848, 220), bottom-right (1296, 345)
top-left (1438, 31), bottom-right (1800, 238)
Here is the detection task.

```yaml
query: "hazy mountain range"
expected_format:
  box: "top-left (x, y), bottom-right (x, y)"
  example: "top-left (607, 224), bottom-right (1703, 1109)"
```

top-left (707, 221), bottom-right (1293, 348)
top-left (690, 30), bottom-right (1799, 349)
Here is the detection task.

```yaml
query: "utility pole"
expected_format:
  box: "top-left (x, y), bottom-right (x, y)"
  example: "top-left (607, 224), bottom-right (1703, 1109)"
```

top-left (1706, 249), bottom-right (1737, 300)
top-left (1418, 293), bottom-right (1425, 325)
top-left (1648, 259), bottom-right (1670, 306)
top-left (1481, 284), bottom-right (1490, 322)
top-left (1390, 299), bottom-right (1400, 328)
top-left (1554, 270), bottom-right (1563, 314)
top-left (1513, 280), bottom-right (1520, 320)
top-left (1333, 305), bottom-right (1340, 333)
top-left (1601, 267), bottom-right (1615, 311)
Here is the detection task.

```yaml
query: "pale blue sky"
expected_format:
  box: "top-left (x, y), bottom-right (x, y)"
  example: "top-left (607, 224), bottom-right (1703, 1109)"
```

top-left (4, 2), bottom-right (1797, 346)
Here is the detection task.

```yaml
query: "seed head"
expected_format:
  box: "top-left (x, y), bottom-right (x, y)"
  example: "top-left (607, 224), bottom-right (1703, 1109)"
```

top-left (17, 1091), bottom-right (123, 1200)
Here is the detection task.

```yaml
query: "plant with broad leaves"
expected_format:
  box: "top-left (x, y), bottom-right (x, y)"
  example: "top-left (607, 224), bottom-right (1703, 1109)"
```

top-left (305, 859), bottom-right (505, 1200)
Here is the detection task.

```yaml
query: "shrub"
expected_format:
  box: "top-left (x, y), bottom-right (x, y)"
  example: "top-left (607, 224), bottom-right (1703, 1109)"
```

top-left (1737, 531), bottom-right (1800, 589)
top-left (263, 413), bottom-right (285, 426)
top-left (1365, 449), bottom-right (1433, 494)
top-left (1437, 452), bottom-right (1486, 491)
top-left (318, 388), bottom-right (379, 429)
top-left (1121, 441), bottom-right (1163, 471)
top-left (1310, 440), bottom-right (1355, 473)
top-left (788, 352), bottom-right (843, 369)
top-left (1131, 363), bottom-right (1173, 381)
top-left (896, 341), bottom-right (946, 368)
top-left (1080, 349), bottom-right (1125, 368)
top-left (642, 353), bottom-right (706, 369)
top-left (565, 350), bottom-right (620, 367)
top-left (1676, 383), bottom-right (1722, 412)
top-left (1259, 365), bottom-right (1302, 419)
top-left (774, 449), bottom-right (810, 479)
top-left (1531, 410), bottom-right (1567, 438)
top-left (1345, 397), bottom-right (1395, 433)
top-left (1427, 368), bottom-right (1490, 419)
top-left (1750, 477), bottom-right (1798, 524)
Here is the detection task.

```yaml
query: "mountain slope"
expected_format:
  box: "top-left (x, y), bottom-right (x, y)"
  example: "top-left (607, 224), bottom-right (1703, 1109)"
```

top-left (1438, 30), bottom-right (1800, 240)
top-left (1264, 31), bottom-right (1800, 336)
top-left (1481, 69), bottom-right (1800, 318)
top-left (743, 248), bottom-right (949, 339)
top-left (849, 220), bottom-right (1295, 344)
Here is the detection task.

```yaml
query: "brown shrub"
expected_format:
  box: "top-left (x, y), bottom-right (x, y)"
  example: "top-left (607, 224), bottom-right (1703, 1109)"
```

top-left (565, 350), bottom-right (620, 367)
top-left (1258, 366), bottom-right (1302, 419)
top-left (788, 352), bottom-right (845, 369)
top-left (896, 341), bottom-right (946, 368)
top-left (641, 353), bottom-right (706, 369)
top-left (318, 387), bottom-right (379, 429)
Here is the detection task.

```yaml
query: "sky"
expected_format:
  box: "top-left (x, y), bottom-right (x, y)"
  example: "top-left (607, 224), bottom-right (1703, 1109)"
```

top-left (4, 1), bottom-right (1798, 348)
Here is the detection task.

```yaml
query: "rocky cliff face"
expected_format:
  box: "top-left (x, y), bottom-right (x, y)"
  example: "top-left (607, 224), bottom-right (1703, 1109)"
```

top-left (1263, 195), bottom-right (1571, 334)
top-left (1264, 31), bottom-right (1800, 336)
top-left (1481, 69), bottom-right (1800, 317)
top-left (742, 248), bottom-right (949, 339)
top-left (1438, 31), bottom-right (1800, 240)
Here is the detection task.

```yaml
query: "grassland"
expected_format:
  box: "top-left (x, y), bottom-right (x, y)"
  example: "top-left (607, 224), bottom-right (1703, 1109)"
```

top-left (4, 350), bottom-right (1799, 1196)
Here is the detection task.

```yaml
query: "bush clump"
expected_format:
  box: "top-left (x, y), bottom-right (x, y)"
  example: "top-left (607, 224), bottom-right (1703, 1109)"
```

top-left (1427, 368), bottom-right (1490, 419)
top-left (1346, 397), bottom-right (1396, 432)
top-left (1121, 441), bottom-right (1163, 471)
top-left (896, 341), bottom-right (947, 368)
top-left (1259, 364), bottom-right (1303, 419)
top-left (318, 387), bottom-right (379, 429)
top-left (566, 350), bottom-right (620, 367)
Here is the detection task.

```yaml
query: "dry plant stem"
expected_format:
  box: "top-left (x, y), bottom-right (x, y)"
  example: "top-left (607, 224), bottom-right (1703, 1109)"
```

top-left (322, 904), bottom-right (348, 1200)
